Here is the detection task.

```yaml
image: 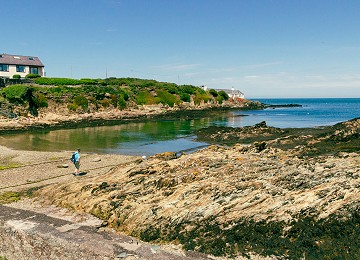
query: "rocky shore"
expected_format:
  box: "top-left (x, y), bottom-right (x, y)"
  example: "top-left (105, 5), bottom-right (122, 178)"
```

top-left (0, 99), bottom-right (264, 134)
top-left (0, 107), bottom-right (359, 259)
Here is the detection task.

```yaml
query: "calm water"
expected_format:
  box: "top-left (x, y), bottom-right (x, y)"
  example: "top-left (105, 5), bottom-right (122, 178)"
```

top-left (0, 98), bottom-right (359, 156)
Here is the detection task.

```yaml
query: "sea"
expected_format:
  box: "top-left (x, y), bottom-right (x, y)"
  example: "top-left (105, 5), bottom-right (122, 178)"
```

top-left (0, 98), bottom-right (359, 155)
top-left (242, 98), bottom-right (360, 128)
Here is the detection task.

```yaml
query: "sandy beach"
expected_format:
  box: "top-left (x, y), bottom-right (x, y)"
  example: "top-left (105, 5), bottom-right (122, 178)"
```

top-left (0, 145), bottom-right (139, 193)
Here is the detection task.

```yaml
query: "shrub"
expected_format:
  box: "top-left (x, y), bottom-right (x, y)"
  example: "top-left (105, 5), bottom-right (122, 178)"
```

top-left (33, 93), bottom-right (48, 108)
top-left (12, 74), bottom-right (21, 79)
top-left (100, 99), bottom-right (110, 108)
top-left (79, 78), bottom-right (98, 85)
top-left (34, 77), bottom-right (82, 86)
top-left (180, 85), bottom-right (197, 95)
top-left (193, 91), bottom-right (211, 105)
top-left (135, 91), bottom-right (156, 105)
top-left (26, 74), bottom-right (41, 79)
top-left (216, 95), bottom-right (224, 104)
top-left (67, 103), bottom-right (78, 111)
top-left (218, 90), bottom-right (229, 100)
top-left (110, 94), bottom-right (118, 107)
top-left (74, 95), bottom-right (88, 110)
top-left (1, 85), bottom-right (29, 103)
top-left (118, 95), bottom-right (126, 109)
top-left (156, 90), bottom-right (178, 107)
top-left (209, 89), bottom-right (218, 97)
top-left (180, 93), bottom-right (191, 102)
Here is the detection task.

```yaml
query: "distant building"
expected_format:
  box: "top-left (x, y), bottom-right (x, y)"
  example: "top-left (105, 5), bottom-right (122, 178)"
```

top-left (201, 85), bottom-right (245, 99)
top-left (0, 53), bottom-right (44, 78)
top-left (222, 87), bottom-right (245, 99)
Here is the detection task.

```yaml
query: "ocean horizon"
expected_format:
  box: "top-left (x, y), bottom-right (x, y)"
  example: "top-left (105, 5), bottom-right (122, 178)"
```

top-left (240, 97), bottom-right (360, 128)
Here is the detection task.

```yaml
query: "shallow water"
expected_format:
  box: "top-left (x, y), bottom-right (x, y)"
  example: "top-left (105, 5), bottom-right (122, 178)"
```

top-left (0, 98), bottom-right (358, 156)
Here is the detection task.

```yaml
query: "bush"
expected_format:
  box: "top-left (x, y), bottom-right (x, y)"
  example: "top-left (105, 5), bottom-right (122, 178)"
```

top-left (193, 91), bottom-right (211, 105)
top-left (180, 93), bottom-right (191, 102)
top-left (33, 93), bottom-right (48, 108)
top-left (67, 103), bottom-right (78, 111)
top-left (209, 89), bottom-right (218, 97)
top-left (74, 95), bottom-right (88, 110)
top-left (118, 95), bottom-right (126, 109)
top-left (34, 77), bottom-right (82, 86)
top-left (218, 90), bottom-right (229, 100)
top-left (100, 99), bottom-right (110, 108)
top-left (1, 85), bottom-right (29, 103)
top-left (135, 91), bottom-right (156, 105)
top-left (110, 94), bottom-right (118, 107)
top-left (26, 74), bottom-right (41, 79)
top-left (12, 74), bottom-right (21, 79)
top-left (156, 90), bottom-right (178, 107)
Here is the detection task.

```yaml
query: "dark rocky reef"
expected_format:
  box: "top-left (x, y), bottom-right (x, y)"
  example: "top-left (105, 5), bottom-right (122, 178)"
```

top-left (195, 118), bottom-right (360, 156)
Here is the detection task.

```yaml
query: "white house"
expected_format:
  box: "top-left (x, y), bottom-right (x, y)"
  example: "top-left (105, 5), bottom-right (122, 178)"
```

top-left (224, 87), bottom-right (245, 99)
top-left (0, 53), bottom-right (44, 78)
top-left (201, 85), bottom-right (245, 99)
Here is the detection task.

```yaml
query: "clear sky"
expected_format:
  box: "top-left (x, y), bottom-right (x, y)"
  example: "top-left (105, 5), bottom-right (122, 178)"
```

top-left (2, 0), bottom-right (360, 98)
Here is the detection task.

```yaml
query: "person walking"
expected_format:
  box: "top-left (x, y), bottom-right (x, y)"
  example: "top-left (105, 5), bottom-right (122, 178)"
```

top-left (72, 148), bottom-right (81, 176)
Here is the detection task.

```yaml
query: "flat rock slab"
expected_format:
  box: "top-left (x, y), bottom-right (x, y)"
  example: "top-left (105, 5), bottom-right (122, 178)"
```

top-left (0, 204), bottom-right (211, 260)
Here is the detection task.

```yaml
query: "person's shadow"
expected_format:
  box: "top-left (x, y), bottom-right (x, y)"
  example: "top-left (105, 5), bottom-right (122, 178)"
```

top-left (74, 171), bottom-right (88, 176)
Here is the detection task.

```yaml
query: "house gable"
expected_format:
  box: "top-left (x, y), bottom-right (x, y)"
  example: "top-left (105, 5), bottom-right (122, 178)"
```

top-left (0, 53), bottom-right (44, 78)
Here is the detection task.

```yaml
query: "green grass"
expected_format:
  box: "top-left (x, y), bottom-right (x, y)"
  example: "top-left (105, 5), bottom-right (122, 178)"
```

top-left (0, 187), bottom-right (41, 205)
top-left (0, 191), bottom-right (20, 204)
top-left (0, 156), bottom-right (22, 170)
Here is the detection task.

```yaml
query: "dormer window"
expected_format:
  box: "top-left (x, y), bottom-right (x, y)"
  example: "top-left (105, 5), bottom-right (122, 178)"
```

top-left (29, 57), bottom-right (34, 60)
top-left (14, 56), bottom-right (20, 59)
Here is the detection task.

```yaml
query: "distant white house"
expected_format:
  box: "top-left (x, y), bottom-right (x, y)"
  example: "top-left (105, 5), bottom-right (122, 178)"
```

top-left (201, 85), bottom-right (245, 99)
top-left (0, 53), bottom-right (44, 78)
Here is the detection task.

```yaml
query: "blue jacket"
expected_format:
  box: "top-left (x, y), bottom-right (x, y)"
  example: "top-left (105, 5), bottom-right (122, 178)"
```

top-left (74, 151), bottom-right (80, 162)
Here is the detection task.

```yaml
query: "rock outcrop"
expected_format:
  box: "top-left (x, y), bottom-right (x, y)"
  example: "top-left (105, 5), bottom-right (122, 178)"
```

top-left (33, 119), bottom-right (360, 259)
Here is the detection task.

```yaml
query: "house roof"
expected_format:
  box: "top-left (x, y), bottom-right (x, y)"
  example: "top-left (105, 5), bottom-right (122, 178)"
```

top-left (0, 54), bottom-right (44, 67)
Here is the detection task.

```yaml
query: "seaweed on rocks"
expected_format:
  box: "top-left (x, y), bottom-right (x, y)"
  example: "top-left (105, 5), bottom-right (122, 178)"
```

top-left (137, 210), bottom-right (360, 259)
top-left (195, 118), bottom-right (360, 156)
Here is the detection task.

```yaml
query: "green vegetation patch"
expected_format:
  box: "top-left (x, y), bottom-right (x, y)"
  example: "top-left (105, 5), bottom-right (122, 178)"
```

top-left (0, 187), bottom-right (41, 205)
top-left (0, 85), bottom-right (30, 103)
top-left (155, 90), bottom-right (179, 107)
top-left (0, 191), bottom-right (20, 204)
top-left (0, 156), bottom-right (22, 170)
top-left (1, 77), bottom-right (241, 114)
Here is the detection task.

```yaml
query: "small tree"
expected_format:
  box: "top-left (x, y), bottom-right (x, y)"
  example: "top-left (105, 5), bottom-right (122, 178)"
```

top-left (209, 89), bottom-right (218, 97)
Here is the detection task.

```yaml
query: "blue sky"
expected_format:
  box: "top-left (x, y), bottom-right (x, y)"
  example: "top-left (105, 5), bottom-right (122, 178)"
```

top-left (2, 0), bottom-right (360, 98)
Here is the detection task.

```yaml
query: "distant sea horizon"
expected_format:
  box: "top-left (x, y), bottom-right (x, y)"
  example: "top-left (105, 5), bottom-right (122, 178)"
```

top-left (242, 97), bottom-right (360, 128)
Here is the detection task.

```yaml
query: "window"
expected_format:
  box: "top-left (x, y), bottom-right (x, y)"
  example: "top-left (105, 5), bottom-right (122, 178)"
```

top-left (16, 65), bottom-right (25, 72)
top-left (30, 67), bottom-right (38, 74)
top-left (0, 64), bottom-right (9, 71)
